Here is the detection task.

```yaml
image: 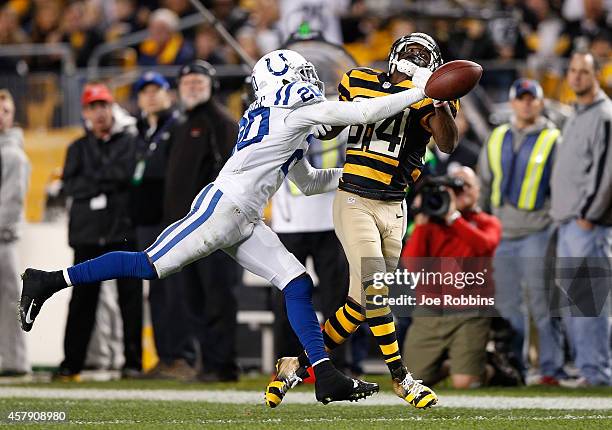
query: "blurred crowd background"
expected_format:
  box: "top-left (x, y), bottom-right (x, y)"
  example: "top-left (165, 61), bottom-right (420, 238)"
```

top-left (0, 0), bottom-right (610, 130)
top-left (0, 0), bottom-right (610, 387)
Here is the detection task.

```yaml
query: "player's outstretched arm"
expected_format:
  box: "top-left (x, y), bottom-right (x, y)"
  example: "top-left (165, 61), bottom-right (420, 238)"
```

top-left (286, 68), bottom-right (431, 129)
top-left (286, 88), bottom-right (426, 128)
top-left (287, 158), bottom-right (342, 196)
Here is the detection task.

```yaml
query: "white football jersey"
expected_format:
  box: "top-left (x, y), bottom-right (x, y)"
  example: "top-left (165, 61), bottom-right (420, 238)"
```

top-left (214, 81), bottom-right (325, 220)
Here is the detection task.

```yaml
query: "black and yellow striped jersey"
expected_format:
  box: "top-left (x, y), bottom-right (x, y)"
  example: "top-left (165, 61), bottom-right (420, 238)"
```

top-left (337, 67), bottom-right (459, 201)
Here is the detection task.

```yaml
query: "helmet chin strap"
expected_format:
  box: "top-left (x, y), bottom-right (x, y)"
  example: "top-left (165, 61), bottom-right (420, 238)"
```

top-left (392, 59), bottom-right (419, 77)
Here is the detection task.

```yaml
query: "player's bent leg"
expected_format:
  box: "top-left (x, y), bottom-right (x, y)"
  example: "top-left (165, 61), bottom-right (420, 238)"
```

top-left (224, 221), bottom-right (378, 405)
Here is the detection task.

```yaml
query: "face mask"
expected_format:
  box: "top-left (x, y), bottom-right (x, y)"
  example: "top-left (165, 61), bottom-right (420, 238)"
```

top-left (405, 50), bottom-right (430, 68)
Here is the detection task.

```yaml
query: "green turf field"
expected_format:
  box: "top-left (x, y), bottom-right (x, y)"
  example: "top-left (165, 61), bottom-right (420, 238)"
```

top-left (1, 375), bottom-right (610, 429)
top-left (1, 399), bottom-right (610, 429)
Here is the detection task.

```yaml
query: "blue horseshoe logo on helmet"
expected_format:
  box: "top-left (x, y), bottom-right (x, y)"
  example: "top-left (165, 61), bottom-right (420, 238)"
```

top-left (266, 53), bottom-right (289, 76)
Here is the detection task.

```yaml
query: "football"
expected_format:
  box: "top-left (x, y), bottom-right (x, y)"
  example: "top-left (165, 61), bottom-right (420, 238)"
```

top-left (424, 60), bottom-right (483, 101)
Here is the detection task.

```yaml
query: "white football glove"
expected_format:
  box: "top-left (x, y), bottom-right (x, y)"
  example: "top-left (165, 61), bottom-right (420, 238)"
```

top-left (411, 67), bottom-right (433, 90)
top-left (313, 123), bottom-right (332, 138)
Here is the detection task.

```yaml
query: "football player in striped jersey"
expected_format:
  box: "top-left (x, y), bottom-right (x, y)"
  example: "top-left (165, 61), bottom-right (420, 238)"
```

top-left (266, 33), bottom-right (458, 409)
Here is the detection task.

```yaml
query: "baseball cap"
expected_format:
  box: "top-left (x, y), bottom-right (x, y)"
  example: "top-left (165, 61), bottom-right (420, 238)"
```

top-left (177, 60), bottom-right (216, 80)
top-left (134, 71), bottom-right (170, 93)
top-left (81, 83), bottom-right (114, 106)
top-left (509, 78), bottom-right (543, 100)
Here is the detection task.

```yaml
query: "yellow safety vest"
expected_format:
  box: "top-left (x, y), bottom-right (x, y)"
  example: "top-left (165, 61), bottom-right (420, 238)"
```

top-left (487, 124), bottom-right (559, 210)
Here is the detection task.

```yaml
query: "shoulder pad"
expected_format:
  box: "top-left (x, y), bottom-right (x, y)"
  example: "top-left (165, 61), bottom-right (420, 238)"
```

top-left (269, 81), bottom-right (325, 109)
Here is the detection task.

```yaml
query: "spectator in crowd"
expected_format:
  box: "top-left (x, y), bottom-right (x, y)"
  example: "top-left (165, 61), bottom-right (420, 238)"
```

top-left (162, 61), bottom-right (241, 382)
top-left (210, 0), bottom-right (249, 37)
top-left (478, 78), bottom-right (565, 384)
top-left (490, 0), bottom-right (528, 61)
top-left (446, 18), bottom-right (498, 62)
top-left (339, 0), bottom-right (375, 64)
top-left (566, 0), bottom-right (611, 53)
top-left (551, 51), bottom-right (612, 387)
top-left (56, 83), bottom-right (142, 381)
top-left (161, 0), bottom-right (196, 39)
top-left (130, 72), bottom-right (183, 379)
top-left (107, 0), bottom-right (148, 40)
top-left (270, 130), bottom-right (350, 371)
top-left (522, 0), bottom-right (571, 73)
top-left (240, 0), bottom-right (282, 56)
top-left (590, 30), bottom-right (612, 94)
top-left (402, 166), bottom-right (502, 388)
top-left (0, 6), bottom-right (29, 74)
top-left (27, 0), bottom-right (62, 72)
top-left (138, 8), bottom-right (194, 66)
top-left (58, 0), bottom-right (104, 68)
top-left (162, 0), bottom-right (195, 18)
top-left (236, 25), bottom-right (262, 62)
top-left (0, 89), bottom-right (31, 379)
top-left (194, 24), bottom-right (227, 65)
top-left (0, 5), bottom-right (29, 45)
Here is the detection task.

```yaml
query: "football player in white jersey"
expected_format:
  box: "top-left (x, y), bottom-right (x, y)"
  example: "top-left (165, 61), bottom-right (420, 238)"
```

top-left (19, 49), bottom-right (432, 404)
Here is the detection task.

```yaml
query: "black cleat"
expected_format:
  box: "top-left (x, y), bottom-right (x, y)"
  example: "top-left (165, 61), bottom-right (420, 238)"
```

top-left (19, 269), bottom-right (65, 332)
top-left (315, 365), bottom-right (379, 405)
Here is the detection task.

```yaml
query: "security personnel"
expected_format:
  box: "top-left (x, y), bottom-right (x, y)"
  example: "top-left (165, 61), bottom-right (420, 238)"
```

top-left (478, 78), bottom-right (565, 384)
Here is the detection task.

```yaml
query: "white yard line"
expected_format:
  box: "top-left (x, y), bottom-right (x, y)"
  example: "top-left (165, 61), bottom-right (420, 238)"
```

top-left (65, 416), bottom-right (612, 425)
top-left (1, 388), bottom-right (611, 410)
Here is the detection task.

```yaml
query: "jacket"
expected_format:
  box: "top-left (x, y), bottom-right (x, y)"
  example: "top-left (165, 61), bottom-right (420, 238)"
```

top-left (130, 107), bottom-right (180, 226)
top-left (0, 128), bottom-right (30, 242)
top-left (163, 100), bottom-right (237, 223)
top-left (63, 112), bottom-right (138, 247)
top-left (551, 90), bottom-right (612, 225)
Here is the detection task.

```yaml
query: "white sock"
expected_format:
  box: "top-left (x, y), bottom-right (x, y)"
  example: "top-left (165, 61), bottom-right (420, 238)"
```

top-left (62, 269), bottom-right (73, 287)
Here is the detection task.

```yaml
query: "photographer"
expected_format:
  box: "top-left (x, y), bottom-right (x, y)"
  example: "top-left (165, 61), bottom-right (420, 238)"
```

top-left (401, 167), bottom-right (501, 388)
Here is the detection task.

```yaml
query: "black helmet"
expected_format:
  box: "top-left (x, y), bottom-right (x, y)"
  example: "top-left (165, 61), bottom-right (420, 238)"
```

top-left (388, 32), bottom-right (443, 75)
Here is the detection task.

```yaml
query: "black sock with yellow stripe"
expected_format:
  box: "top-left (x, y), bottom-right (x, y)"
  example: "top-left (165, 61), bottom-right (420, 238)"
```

top-left (322, 300), bottom-right (366, 351)
top-left (297, 300), bottom-right (365, 368)
top-left (364, 283), bottom-right (403, 373)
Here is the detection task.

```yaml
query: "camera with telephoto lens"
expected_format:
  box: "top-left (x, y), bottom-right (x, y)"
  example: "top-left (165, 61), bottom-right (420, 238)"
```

top-left (412, 175), bottom-right (465, 220)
